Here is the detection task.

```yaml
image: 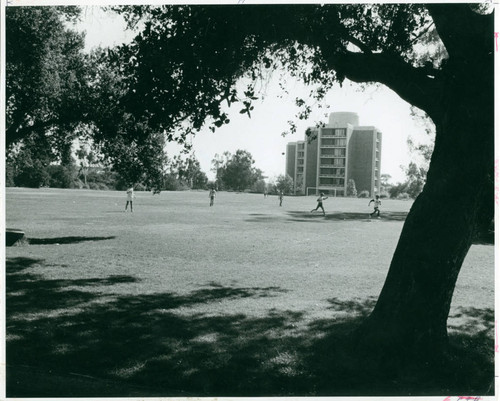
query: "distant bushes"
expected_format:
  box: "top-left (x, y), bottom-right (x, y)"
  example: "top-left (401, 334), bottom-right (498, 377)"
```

top-left (357, 190), bottom-right (370, 198)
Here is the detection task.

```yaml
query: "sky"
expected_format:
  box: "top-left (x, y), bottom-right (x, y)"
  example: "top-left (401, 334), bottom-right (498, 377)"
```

top-left (75, 6), bottom-right (434, 184)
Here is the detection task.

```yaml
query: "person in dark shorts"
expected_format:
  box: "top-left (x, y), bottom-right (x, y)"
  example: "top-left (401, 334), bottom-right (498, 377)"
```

top-left (311, 193), bottom-right (328, 216)
top-left (209, 188), bottom-right (217, 206)
top-left (125, 186), bottom-right (134, 212)
top-left (369, 194), bottom-right (381, 218)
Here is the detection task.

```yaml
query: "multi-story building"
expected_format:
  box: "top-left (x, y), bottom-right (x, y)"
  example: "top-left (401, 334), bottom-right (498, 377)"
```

top-left (286, 112), bottom-right (382, 196)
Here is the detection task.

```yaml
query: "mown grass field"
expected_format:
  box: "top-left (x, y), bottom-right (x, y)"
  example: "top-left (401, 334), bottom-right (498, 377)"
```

top-left (5, 188), bottom-right (495, 397)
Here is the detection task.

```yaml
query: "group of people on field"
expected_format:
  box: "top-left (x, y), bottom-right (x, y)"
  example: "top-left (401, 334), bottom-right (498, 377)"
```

top-left (124, 186), bottom-right (382, 218)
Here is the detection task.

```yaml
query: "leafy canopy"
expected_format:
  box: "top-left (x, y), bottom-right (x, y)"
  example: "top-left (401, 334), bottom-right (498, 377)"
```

top-left (6, 7), bottom-right (88, 147)
top-left (6, 7), bottom-right (170, 187)
top-left (112, 4), bottom-right (436, 142)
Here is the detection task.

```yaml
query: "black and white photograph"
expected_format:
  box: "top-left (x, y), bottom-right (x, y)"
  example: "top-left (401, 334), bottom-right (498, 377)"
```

top-left (2, 1), bottom-right (497, 399)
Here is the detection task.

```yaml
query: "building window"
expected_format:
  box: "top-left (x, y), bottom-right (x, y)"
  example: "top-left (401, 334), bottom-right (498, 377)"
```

top-left (321, 128), bottom-right (335, 137)
top-left (297, 151), bottom-right (304, 157)
top-left (320, 158), bottom-right (334, 165)
top-left (321, 148), bottom-right (335, 156)
top-left (334, 129), bottom-right (346, 137)
top-left (333, 158), bottom-right (345, 167)
top-left (333, 138), bottom-right (347, 146)
top-left (320, 168), bottom-right (335, 175)
top-left (297, 167), bottom-right (304, 173)
top-left (333, 148), bottom-right (345, 156)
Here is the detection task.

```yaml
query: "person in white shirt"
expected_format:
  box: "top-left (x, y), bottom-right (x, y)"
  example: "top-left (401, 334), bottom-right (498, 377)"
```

top-left (369, 195), bottom-right (381, 218)
top-left (125, 186), bottom-right (134, 212)
top-left (311, 193), bottom-right (328, 216)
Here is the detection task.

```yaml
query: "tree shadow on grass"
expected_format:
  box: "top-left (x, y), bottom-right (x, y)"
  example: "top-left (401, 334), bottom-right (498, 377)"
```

top-left (28, 236), bottom-right (116, 245)
top-left (286, 211), bottom-right (408, 222)
top-left (245, 211), bottom-right (408, 224)
top-left (6, 257), bottom-right (493, 397)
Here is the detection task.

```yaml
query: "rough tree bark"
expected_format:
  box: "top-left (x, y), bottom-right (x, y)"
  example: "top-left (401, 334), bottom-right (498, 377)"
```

top-left (354, 5), bottom-right (494, 358)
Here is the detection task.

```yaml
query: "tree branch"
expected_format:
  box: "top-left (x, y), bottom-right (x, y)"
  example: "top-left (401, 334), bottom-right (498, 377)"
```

top-left (323, 50), bottom-right (443, 120)
top-left (426, 4), bottom-right (493, 60)
top-left (344, 35), bottom-right (373, 54)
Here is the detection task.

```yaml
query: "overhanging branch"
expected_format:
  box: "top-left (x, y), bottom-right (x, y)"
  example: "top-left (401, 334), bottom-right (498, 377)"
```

top-left (323, 50), bottom-right (443, 121)
top-left (344, 35), bottom-right (373, 54)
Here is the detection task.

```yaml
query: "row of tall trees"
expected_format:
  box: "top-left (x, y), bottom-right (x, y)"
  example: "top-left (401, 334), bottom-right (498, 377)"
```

top-left (5, 8), bottom-right (271, 193)
top-left (6, 144), bottom-right (208, 192)
top-left (6, 7), bottom-right (169, 190)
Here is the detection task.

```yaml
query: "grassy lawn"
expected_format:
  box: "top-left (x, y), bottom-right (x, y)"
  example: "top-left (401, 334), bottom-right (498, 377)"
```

top-left (5, 188), bottom-right (494, 397)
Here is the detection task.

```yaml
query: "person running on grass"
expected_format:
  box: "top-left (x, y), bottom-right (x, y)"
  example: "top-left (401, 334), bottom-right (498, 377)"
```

top-left (125, 185), bottom-right (134, 212)
top-left (279, 190), bottom-right (284, 206)
top-left (311, 193), bottom-right (328, 216)
top-left (368, 194), bottom-right (382, 218)
top-left (209, 188), bottom-right (217, 206)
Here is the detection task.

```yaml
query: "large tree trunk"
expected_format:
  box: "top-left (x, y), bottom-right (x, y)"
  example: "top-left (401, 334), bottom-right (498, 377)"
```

top-left (360, 57), bottom-right (494, 359)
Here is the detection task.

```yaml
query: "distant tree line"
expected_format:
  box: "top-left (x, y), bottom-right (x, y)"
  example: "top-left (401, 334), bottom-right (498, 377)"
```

top-left (6, 147), bottom-right (208, 191)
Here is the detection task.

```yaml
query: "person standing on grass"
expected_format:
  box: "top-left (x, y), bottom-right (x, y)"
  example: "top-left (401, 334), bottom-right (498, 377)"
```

top-left (369, 194), bottom-right (381, 218)
top-left (209, 188), bottom-right (217, 206)
top-left (125, 185), bottom-right (134, 212)
top-left (279, 191), bottom-right (284, 206)
top-left (311, 192), bottom-right (328, 216)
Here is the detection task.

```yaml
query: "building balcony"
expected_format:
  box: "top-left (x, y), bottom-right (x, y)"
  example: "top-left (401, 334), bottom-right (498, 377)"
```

top-left (317, 185), bottom-right (345, 189)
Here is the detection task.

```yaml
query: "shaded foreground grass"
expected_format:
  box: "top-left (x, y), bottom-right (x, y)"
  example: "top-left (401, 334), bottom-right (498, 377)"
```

top-left (7, 256), bottom-right (493, 397)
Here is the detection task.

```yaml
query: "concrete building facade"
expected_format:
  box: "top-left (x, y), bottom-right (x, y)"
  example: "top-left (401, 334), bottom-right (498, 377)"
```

top-left (285, 112), bottom-right (382, 196)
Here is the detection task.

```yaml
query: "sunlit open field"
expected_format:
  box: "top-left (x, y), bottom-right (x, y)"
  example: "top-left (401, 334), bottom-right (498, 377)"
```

top-left (5, 188), bottom-right (494, 397)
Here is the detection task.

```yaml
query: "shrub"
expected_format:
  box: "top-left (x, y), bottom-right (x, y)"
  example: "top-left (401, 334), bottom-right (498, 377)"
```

top-left (346, 179), bottom-right (357, 197)
top-left (397, 192), bottom-right (410, 200)
top-left (88, 182), bottom-right (100, 190)
top-left (389, 182), bottom-right (409, 199)
top-left (15, 165), bottom-right (51, 188)
top-left (358, 190), bottom-right (370, 198)
top-left (48, 165), bottom-right (77, 188)
top-left (98, 183), bottom-right (109, 190)
top-left (379, 190), bottom-right (390, 199)
top-left (73, 179), bottom-right (85, 189)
